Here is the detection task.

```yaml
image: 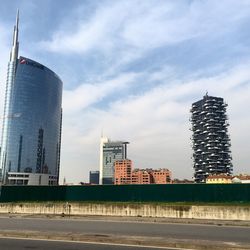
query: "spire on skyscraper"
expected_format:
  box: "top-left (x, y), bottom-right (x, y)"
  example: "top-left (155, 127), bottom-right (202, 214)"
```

top-left (0, 10), bottom-right (63, 185)
top-left (10, 9), bottom-right (19, 62)
top-left (16, 9), bottom-right (19, 27)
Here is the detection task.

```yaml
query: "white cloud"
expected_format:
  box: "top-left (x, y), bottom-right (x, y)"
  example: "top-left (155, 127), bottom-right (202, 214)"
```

top-left (1, 1), bottom-right (250, 184)
top-left (60, 62), bottom-right (250, 183)
top-left (40, 1), bottom-right (130, 54)
top-left (41, 0), bottom-right (250, 54)
top-left (63, 72), bottom-right (138, 113)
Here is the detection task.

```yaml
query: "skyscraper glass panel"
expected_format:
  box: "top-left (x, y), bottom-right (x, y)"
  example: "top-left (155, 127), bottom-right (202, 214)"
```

top-left (99, 137), bottom-right (129, 185)
top-left (0, 12), bottom-right (62, 185)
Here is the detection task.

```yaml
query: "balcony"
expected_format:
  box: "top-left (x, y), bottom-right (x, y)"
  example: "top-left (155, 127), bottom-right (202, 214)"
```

top-left (211, 153), bottom-right (218, 157)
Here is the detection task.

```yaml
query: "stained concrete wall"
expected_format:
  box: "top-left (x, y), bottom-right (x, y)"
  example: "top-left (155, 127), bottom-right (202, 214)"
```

top-left (0, 203), bottom-right (249, 221)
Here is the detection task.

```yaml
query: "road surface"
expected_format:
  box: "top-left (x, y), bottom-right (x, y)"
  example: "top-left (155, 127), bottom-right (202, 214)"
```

top-left (0, 237), bottom-right (179, 250)
top-left (0, 216), bottom-right (249, 249)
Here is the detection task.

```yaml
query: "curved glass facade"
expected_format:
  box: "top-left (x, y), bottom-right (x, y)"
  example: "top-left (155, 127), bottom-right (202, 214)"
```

top-left (2, 57), bottom-right (62, 183)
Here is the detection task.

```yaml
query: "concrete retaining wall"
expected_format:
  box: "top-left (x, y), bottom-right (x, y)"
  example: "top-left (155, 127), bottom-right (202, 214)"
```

top-left (0, 203), bottom-right (250, 221)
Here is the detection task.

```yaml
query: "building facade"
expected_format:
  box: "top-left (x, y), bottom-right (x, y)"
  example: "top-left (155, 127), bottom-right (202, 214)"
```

top-left (206, 174), bottom-right (233, 184)
top-left (150, 168), bottom-right (172, 184)
top-left (232, 175), bottom-right (250, 184)
top-left (89, 171), bottom-right (99, 185)
top-left (114, 159), bottom-right (132, 185)
top-left (114, 165), bottom-right (172, 185)
top-left (132, 169), bottom-right (151, 184)
top-left (190, 94), bottom-right (232, 183)
top-left (0, 12), bottom-right (62, 185)
top-left (99, 136), bottom-right (129, 184)
top-left (131, 168), bottom-right (172, 184)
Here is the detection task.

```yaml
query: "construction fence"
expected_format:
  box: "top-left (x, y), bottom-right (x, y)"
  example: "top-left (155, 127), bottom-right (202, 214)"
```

top-left (0, 184), bottom-right (250, 203)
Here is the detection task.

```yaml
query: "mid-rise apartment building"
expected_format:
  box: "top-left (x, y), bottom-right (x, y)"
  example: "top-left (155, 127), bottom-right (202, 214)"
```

top-left (114, 159), bottom-right (132, 185)
top-left (114, 163), bottom-right (172, 185)
top-left (151, 168), bottom-right (172, 184)
top-left (132, 169), bottom-right (152, 184)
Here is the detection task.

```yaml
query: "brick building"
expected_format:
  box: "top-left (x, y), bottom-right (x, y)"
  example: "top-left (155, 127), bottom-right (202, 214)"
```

top-left (150, 168), bottom-right (172, 184)
top-left (114, 159), bottom-right (132, 185)
top-left (132, 169), bottom-right (152, 184)
top-left (114, 161), bottom-right (172, 185)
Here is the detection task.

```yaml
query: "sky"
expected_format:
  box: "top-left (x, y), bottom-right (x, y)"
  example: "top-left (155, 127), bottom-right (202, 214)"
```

top-left (0, 0), bottom-right (250, 184)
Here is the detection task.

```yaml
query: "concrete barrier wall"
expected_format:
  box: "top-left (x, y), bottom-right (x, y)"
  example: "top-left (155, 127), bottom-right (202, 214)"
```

top-left (0, 203), bottom-right (250, 220)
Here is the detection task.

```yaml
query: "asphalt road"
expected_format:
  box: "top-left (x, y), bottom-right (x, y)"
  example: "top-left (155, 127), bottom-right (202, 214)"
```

top-left (0, 216), bottom-right (249, 244)
top-left (0, 237), bottom-right (178, 250)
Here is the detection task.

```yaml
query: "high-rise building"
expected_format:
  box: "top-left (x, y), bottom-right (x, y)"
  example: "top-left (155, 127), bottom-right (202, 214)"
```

top-left (0, 11), bottom-right (62, 185)
top-left (99, 136), bottom-right (129, 184)
top-left (190, 94), bottom-right (232, 183)
top-left (89, 170), bottom-right (99, 184)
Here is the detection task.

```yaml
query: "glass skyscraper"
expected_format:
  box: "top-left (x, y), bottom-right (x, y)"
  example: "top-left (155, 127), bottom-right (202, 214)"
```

top-left (0, 11), bottom-right (62, 185)
top-left (99, 136), bottom-right (129, 184)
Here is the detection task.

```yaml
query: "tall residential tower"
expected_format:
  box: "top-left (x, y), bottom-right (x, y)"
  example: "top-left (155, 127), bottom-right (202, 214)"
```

top-left (190, 94), bottom-right (232, 183)
top-left (0, 11), bottom-right (63, 185)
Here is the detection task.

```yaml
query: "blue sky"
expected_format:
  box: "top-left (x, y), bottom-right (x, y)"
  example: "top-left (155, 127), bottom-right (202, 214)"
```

top-left (0, 0), bottom-right (250, 183)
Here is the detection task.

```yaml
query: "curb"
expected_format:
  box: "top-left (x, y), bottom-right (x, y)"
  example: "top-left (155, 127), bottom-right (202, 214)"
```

top-left (0, 230), bottom-right (249, 250)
